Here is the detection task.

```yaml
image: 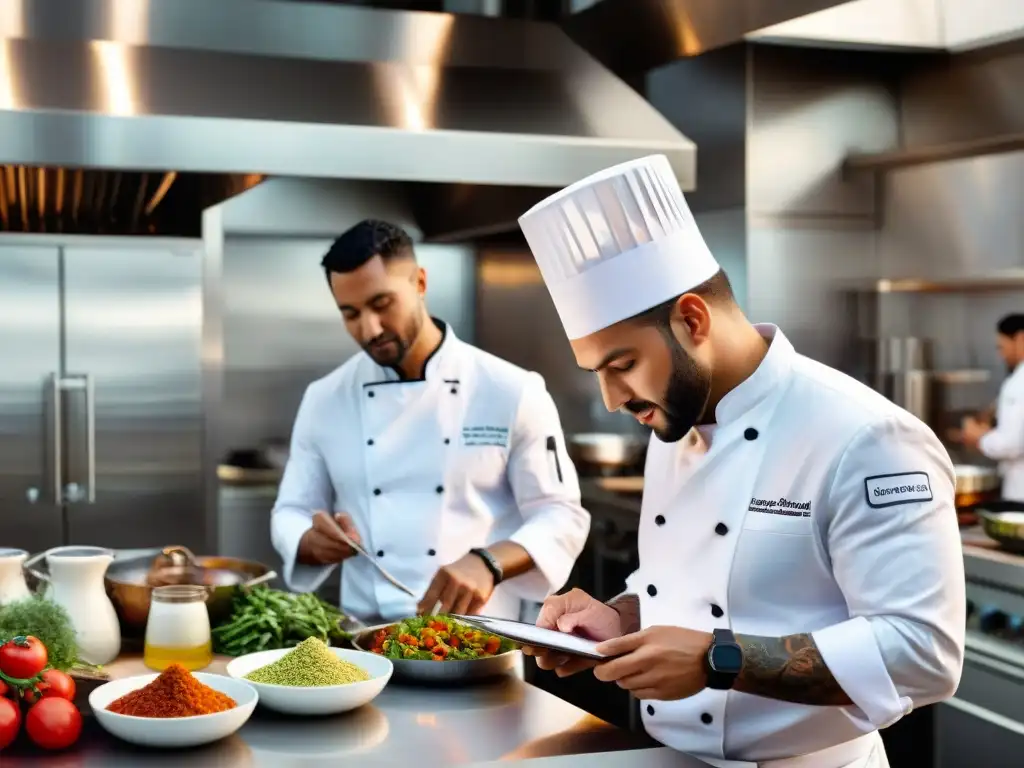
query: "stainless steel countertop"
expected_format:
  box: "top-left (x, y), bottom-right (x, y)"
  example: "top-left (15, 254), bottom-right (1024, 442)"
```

top-left (4, 655), bottom-right (712, 767)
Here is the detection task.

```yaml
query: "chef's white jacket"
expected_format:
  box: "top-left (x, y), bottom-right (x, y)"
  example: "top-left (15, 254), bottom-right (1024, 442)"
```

top-left (271, 321), bottom-right (590, 622)
top-left (627, 325), bottom-right (964, 768)
top-left (978, 362), bottom-right (1024, 501)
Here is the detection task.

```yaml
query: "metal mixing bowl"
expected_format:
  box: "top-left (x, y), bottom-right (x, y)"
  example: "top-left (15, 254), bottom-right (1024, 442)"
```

top-left (350, 623), bottom-right (520, 684)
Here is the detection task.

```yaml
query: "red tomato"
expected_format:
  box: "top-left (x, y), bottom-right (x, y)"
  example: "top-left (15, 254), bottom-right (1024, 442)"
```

top-left (0, 679), bottom-right (9, 698)
top-left (25, 697), bottom-right (81, 751)
top-left (23, 670), bottom-right (76, 705)
top-left (0, 696), bottom-right (21, 750)
top-left (0, 636), bottom-right (48, 680)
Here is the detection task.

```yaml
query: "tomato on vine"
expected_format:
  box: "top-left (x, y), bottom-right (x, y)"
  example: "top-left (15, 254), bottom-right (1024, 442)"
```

top-left (0, 696), bottom-right (20, 750)
top-left (22, 669), bottom-right (76, 705)
top-left (0, 636), bottom-right (48, 681)
top-left (26, 697), bottom-right (82, 750)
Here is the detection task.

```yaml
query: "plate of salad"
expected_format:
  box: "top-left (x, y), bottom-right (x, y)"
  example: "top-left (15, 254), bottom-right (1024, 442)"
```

top-left (351, 615), bottom-right (519, 684)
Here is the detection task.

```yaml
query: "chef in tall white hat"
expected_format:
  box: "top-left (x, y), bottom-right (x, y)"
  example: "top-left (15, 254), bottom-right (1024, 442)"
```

top-left (517, 155), bottom-right (965, 768)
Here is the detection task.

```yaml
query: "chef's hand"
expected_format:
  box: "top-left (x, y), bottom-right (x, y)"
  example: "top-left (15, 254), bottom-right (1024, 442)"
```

top-left (593, 626), bottom-right (713, 701)
top-left (297, 511), bottom-right (361, 565)
top-left (522, 588), bottom-right (623, 677)
top-left (961, 416), bottom-right (990, 449)
top-left (418, 552), bottom-right (495, 616)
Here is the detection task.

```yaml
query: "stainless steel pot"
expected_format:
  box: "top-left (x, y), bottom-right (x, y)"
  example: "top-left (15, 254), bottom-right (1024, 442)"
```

top-left (101, 546), bottom-right (276, 636)
top-left (568, 433), bottom-right (646, 475)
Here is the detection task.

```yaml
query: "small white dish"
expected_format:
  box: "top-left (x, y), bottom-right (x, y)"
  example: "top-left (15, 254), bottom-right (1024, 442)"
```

top-left (89, 672), bottom-right (258, 748)
top-left (225, 647), bottom-right (392, 716)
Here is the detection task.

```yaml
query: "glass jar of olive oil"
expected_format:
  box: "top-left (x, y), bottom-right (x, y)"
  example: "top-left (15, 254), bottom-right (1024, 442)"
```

top-left (144, 585), bottom-right (214, 671)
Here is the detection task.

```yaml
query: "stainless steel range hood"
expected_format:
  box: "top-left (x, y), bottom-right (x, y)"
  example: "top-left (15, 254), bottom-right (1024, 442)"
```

top-left (562, 0), bottom-right (858, 75)
top-left (0, 0), bottom-right (697, 238)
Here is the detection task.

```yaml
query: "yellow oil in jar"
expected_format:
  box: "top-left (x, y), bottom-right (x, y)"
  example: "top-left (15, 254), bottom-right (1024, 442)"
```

top-left (144, 640), bottom-right (214, 671)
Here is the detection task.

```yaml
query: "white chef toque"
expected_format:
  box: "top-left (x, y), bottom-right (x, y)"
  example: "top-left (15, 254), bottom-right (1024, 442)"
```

top-left (518, 154), bottom-right (719, 340)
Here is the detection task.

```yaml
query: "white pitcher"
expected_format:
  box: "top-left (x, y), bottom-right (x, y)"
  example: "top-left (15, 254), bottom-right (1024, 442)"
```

top-left (24, 546), bottom-right (121, 665)
top-left (0, 548), bottom-right (31, 606)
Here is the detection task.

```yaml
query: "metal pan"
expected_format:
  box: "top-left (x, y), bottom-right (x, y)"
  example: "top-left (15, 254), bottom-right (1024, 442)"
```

top-left (350, 622), bottom-right (520, 684)
top-left (102, 546), bottom-right (275, 635)
top-left (953, 464), bottom-right (1001, 526)
top-left (568, 433), bottom-right (647, 476)
top-left (977, 501), bottom-right (1024, 554)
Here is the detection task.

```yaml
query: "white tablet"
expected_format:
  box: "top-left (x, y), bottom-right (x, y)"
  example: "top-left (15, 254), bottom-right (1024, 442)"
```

top-left (450, 614), bottom-right (610, 660)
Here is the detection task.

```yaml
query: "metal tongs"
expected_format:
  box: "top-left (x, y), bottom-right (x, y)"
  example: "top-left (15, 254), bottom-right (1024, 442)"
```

top-left (319, 512), bottom-right (443, 615)
top-left (318, 512), bottom-right (416, 597)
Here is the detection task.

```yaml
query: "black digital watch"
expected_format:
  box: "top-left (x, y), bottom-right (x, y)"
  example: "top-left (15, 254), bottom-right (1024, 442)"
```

top-left (705, 628), bottom-right (743, 690)
top-left (469, 547), bottom-right (504, 586)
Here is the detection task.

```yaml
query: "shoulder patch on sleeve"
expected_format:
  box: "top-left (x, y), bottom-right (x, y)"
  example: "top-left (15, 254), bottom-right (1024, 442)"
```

top-left (864, 472), bottom-right (933, 508)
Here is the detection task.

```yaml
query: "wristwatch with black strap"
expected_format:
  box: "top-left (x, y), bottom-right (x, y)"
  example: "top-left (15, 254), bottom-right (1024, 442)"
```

top-left (705, 628), bottom-right (743, 690)
top-left (469, 547), bottom-right (504, 586)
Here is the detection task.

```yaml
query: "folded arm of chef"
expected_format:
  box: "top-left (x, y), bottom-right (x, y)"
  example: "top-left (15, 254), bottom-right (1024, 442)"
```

top-left (978, 389), bottom-right (1024, 460)
top-left (812, 415), bottom-right (966, 730)
top-left (502, 373), bottom-right (591, 600)
top-left (271, 385), bottom-right (338, 594)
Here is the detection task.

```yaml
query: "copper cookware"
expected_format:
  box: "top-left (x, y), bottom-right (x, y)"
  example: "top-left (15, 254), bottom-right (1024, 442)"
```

top-left (954, 464), bottom-right (1000, 526)
top-left (104, 546), bottom-right (276, 636)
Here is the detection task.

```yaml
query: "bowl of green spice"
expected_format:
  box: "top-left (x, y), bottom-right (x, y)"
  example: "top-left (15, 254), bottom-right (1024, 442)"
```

top-left (225, 637), bottom-right (392, 715)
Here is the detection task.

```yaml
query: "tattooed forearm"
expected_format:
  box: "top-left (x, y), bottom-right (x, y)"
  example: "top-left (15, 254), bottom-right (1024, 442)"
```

top-left (606, 593), bottom-right (641, 634)
top-left (734, 633), bottom-right (853, 706)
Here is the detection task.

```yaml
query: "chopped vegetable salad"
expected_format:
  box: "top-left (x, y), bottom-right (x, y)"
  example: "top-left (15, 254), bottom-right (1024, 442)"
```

top-left (369, 616), bottom-right (516, 661)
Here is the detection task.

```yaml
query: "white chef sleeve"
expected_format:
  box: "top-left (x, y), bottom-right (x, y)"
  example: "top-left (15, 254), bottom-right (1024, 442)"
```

top-left (504, 373), bottom-right (591, 601)
top-left (270, 385), bottom-right (337, 594)
top-left (812, 414), bottom-right (965, 730)
top-left (978, 389), bottom-right (1024, 460)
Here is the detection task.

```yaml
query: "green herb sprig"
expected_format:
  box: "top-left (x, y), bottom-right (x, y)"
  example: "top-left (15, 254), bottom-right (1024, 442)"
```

top-left (0, 597), bottom-right (78, 672)
top-left (212, 586), bottom-right (350, 656)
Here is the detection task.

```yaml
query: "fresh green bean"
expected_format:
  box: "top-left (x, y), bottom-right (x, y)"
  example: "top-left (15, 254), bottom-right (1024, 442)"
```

top-left (211, 585), bottom-right (350, 656)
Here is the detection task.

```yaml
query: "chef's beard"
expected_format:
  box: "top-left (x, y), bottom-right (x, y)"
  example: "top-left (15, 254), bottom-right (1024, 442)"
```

top-left (625, 333), bottom-right (712, 443)
top-left (363, 312), bottom-right (424, 368)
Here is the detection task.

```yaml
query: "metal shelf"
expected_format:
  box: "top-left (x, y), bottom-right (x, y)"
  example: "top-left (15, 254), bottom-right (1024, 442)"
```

top-left (845, 132), bottom-right (1024, 174)
top-left (847, 274), bottom-right (1024, 295)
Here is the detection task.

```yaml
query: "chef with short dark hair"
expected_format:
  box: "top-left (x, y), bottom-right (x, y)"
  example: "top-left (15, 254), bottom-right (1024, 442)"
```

top-left (960, 313), bottom-right (1024, 501)
top-left (271, 219), bottom-right (590, 623)
top-left (515, 156), bottom-right (965, 768)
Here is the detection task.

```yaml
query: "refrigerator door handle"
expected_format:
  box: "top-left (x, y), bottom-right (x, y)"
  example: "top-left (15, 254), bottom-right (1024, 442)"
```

top-left (53, 374), bottom-right (97, 504)
top-left (82, 373), bottom-right (96, 504)
top-left (50, 373), bottom-right (63, 504)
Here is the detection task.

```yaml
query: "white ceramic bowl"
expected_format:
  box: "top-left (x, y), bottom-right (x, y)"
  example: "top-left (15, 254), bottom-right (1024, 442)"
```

top-left (89, 672), bottom-right (258, 748)
top-left (225, 647), bottom-right (392, 716)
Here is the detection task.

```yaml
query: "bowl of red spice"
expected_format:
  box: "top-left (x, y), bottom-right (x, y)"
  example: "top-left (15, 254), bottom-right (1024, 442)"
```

top-left (88, 663), bottom-right (258, 748)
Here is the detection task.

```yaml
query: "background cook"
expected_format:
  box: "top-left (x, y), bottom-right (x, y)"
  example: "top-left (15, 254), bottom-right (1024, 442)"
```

top-left (516, 156), bottom-right (965, 768)
top-left (271, 219), bottom-right (590, 622)
top-left (956, 313), bottom-right (1024, 502)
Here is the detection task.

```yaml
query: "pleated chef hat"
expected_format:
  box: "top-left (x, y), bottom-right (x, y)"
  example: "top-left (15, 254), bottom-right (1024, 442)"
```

top-left (518, 155), bottom-right (719, 340)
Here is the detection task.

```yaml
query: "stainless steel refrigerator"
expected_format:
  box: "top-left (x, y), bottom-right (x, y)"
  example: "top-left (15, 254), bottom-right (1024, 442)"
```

top-left (0, 236), bottom-right (207, 553)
